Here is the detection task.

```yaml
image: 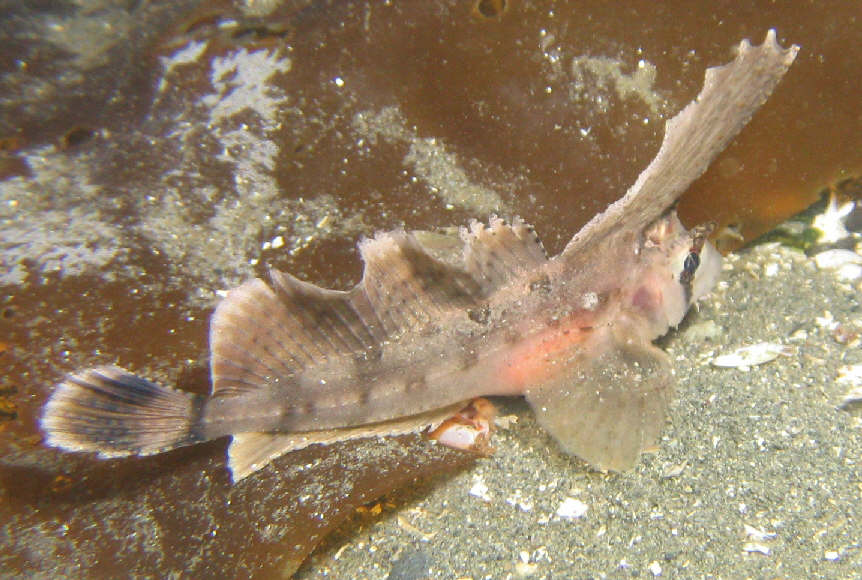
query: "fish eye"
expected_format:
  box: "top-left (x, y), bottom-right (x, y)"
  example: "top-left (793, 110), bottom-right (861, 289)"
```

top-left (684, 251), bottom-right (700, 274)
top-left (679, 251), bottom-right (700, 284)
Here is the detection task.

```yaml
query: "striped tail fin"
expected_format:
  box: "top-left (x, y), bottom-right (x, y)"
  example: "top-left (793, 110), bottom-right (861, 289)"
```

top-left (41, 366), bottom-right (205, 458)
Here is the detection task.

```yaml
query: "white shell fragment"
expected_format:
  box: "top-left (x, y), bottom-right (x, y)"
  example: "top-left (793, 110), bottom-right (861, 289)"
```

top-left (811, 193), bottom-right (855, 244)
top-left (836, 365), bottom-right (862, 408)
top-left (814, 249), bottom-right (862, 281)
top-left (841, 387), bottom-right (862, 408)
top-left (744, 523), bottom-right (777, 541)
top-left (555, 497), bottom-right (588, 519)
top-left (469, 474), bottom-right (491, 501)
top-left (836, 363), bottom-right (862, 387)
top-left (712, 343), bottom-right (797, 370)
top-left (742, 542), bottom-right (771, 555)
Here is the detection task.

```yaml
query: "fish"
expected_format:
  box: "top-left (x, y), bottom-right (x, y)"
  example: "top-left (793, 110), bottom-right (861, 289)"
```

top-left (40, 31), bottom-right (797, 482)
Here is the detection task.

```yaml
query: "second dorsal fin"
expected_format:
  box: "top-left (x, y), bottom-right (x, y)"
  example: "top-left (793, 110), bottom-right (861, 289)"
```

top-left (356, 231), bottom-right (483, 336)
top-left (210, 230), bottom-right (485, 396)
top-left (462, 216), bottom-right (548, 294)
top-left (209, 220), bottom-right (550, 397)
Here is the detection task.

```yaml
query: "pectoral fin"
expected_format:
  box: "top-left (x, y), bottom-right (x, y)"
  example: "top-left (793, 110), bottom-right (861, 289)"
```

top-left (524, 330), bottom-right (673, 472)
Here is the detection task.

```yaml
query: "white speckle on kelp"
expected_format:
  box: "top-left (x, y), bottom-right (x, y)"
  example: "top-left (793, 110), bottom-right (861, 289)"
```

top-left (352, 106), bottom-right (509, 215)
top-left (0, 146), bottom-right (125, 286)
top-left (136, 45), bottom-right (370, 301)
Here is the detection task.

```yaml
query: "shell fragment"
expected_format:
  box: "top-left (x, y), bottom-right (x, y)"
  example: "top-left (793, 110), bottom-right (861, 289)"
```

top-left (712, 343), bottom-right (796, 370)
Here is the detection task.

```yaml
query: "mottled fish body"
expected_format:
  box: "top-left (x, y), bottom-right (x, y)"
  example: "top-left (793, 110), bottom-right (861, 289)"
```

top-left (41, 31), bottom-right (797, 481)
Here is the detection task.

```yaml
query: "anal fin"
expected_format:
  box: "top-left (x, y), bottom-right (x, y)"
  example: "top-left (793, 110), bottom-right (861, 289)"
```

top-left (228, 402), bottom-right (468, 482)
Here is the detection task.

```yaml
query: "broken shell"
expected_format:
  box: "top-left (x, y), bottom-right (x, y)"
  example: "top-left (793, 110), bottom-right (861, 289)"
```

top-left (743, 523), bottom-right (777, 541)
top-left (836, 363), bottom-right (862, 386)
top-left (555, 497), bottom-right (588, 519)
top-left (814, 249), bottom-right (862, 280)
top-left (836, 365), bottom-right (862, 408)
top-left (468, 474), bottom-right (491, 501)
top-left (712, 343), bottom-right (797, 369)
top-left (840, 387), bottom-right (862, 408)
top-left (742, 542), bottom-right (771, 555)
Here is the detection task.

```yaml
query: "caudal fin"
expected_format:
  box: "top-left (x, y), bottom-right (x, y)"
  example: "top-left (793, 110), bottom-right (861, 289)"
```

top-left (41, 366), bottom-right (205, 458)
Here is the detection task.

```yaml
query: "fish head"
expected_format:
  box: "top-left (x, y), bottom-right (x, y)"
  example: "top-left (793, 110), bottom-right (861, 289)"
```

top-left (628, 211), bottom-right (721, 336)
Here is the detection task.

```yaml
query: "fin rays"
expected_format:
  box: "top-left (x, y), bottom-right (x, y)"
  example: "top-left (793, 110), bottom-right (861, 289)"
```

top-left (210, 219), bottom-right (545, 396)
top-left (525, 330), bottom-right (672, 471)
top-left (561, 30), bottom-right (798, 260)
top-left (41, 366), bottom-right (203, 458)
top-left (463, 216), bottom-right (548, 293)
top-left (227, 402), bottom-right (467, 481)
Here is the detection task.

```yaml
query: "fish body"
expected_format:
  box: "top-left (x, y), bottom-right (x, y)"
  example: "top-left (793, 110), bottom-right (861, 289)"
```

top-left (41, 31), bottom-right (797, 481)
top-left (202, 213), bottom-right (714, 437)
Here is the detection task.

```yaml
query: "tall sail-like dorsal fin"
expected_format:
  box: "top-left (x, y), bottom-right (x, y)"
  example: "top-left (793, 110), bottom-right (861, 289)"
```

top-left (560, 30), bottom-right (798, 260)
top-left (461, 215), bottom-right (548, 294)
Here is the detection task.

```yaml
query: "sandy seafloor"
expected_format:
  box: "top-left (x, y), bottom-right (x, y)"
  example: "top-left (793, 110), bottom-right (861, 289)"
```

top-left (295, 240), bottom-right (862, 579)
